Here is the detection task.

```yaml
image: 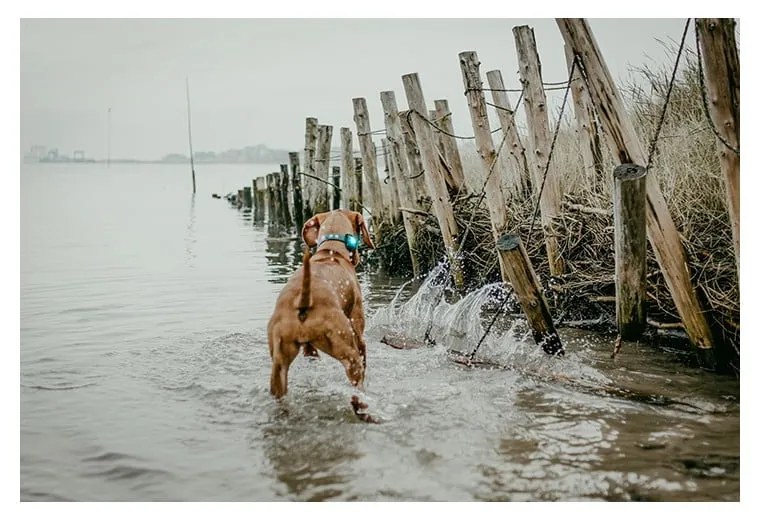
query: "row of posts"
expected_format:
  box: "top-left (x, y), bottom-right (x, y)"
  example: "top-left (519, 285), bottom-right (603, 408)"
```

top-left (232, 18), bottom-right (737, 364)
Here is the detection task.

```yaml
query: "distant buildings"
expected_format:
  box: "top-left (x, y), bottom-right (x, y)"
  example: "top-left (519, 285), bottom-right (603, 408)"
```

top-left (23, 145), bottom-right (94, 163)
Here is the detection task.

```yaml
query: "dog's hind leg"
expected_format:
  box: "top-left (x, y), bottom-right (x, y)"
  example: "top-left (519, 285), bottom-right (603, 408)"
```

top-left (328, 333), bottom-right (365, 389)
top-left (270, 336), bottom-right (299, 398)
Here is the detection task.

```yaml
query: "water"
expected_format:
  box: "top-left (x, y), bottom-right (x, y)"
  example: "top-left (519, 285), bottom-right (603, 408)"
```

top-left (20, 163), bottom-right (739, 501)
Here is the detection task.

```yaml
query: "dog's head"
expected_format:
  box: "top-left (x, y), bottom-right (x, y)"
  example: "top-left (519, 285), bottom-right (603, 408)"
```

top-left (302, 209), bottom-right (375, 266)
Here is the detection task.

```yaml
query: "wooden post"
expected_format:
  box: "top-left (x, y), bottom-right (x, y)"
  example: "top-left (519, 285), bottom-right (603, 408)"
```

top-left (382, 137), bottom-right (401, 225)
top-left (354, 157), bottom-right (364, 211)
top-left (303, 117), bottom-right (318, 219)
top-left (289, 152), bottom-right (304, 230)
top-left (243, 186), bottom-right (252, 208)
top-left (496, 234), bottom-right (563, 356)
top-left (485, 69), bottom-right (532, 198)
top-left (402, 72), bottom-right (464, 290)
top-left (380, 91), bottom-right (423, 277)
top-left (432, 99), bottom-right (467, 194)
top-left (313, 124), bottom-right (333, 214)
top-left (613, 164), bottom-right (647, 339)
top-left (265, 174), bottom-right (276, 227)
top-left (563, 44), bottom-right (604, 192)
top-left (696, 18), bottom-right (740, 274)
top-left (459, 51), bottom-right (515, 283)
top-left (332, 166), bottom-right (341, 210)
top-left (398, 109), bottom-right (426, 199)
top-left (279, 164), bottom-right (292, 230)
top-left (252, 179), bottom-right (260, 221)
top-left (353, 98), bottom-right (386, 236)
top-left (513, 26), bottom-right (565, 277)
top-left (340, 128), bottom-right (358, 211)
top-left (255, 177), bottom-right (267, 223)
top-left (557, 18), bottom-right (715, 356)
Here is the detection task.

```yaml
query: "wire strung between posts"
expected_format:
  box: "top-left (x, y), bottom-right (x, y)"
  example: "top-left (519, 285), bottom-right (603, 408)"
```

top-left (525, 55), bottom-right (576, 247)
top-left (466, 287), bottom-right (515, 361)
top-left (646, 18), bottom-right (692, 169)
top-left (694, 20), bottom-right (740, 157)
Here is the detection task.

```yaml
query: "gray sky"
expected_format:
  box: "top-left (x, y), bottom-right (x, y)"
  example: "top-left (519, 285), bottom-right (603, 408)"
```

top-left (21, 18), bottom-right (693, 161)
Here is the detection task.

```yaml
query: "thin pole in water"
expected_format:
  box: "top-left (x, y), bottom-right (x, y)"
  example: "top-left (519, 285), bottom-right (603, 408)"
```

top-left (186, 76), bottom-right (196, 194)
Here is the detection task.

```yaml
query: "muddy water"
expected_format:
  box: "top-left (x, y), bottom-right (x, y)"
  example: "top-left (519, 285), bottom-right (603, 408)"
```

top-left (20, 163), bottom-right (739, 501)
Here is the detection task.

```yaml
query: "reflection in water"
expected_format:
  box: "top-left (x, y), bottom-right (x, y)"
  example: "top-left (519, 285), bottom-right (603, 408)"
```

top-left (184, 194), bottom-right (197, 267)
top-left (260, 398), bottom-right (362, 501)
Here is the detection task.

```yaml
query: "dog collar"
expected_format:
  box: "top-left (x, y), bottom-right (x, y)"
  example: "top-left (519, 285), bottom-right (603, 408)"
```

top-left (317, 233), bottom-right (360, 251)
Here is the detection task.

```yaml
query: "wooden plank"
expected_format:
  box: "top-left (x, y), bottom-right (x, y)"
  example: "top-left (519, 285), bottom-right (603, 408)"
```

top-left (288, 152), bottom-right (304, 230)
top-left (382, 138), bottom-right (401, 224)
top-left (485, 69), bottom-right (531, 198)
top-left (353, 98), bottom-right (386, 236)
top-left (557, 18), bottom-right (715, 355)
top-left (340, 128), bottom-right (358, 211)
top-left (696, 18), bottom-right (740, 274)
top-left (402, 72), bottom-right (464, 290)
top-left (313, 124), bottom-right (333, 214)
top-left (380, 90), bottom-right (423, 277)
top-left (513, 25), bottom-right (565, 277)
top-left (398, 109), bottom-right (427, 199)
top-left (432, 99), bottom-right (467, 195)
top-left (302, 118), bottom-right (318, 219)
top-left (613, 164), bottom-right (647, 339)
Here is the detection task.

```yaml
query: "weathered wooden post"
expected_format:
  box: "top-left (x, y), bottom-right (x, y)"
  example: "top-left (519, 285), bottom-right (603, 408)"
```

top-left (265, 174), bottom-right (276, 228)
top-left (562, 45), bottom-right (604, 191)
top-left (289, 152), bottom-right (304, 230)
top-left (557, 18), bottom-right (715, 359)
top-left (303, 117), bottom-right (318, 219)
top-left (382, 137), bottom-right (401, 225)
top-left (513, 26), bottom-right (565, 277)
top-left (340, 128), bottom-right (358, 211)
top-left (402, 72), bottom-right (464, 290)
top-left (613, 164), bottom-right (647, 339)
top-left (254, 177), bottom-right (266, 223)
top-left (353, 98), bottom-right (386, 236)
top-left (696, 18), bottom-right (740, 274)
top-left (398, 109), bottom-right (427, 198)
top-left (236, 189), bottom-right (244, 210)
top-left (252, 178), bottom-right (260, 221)
top-left (243, 186), bottom-right (253, 208)
top-left (380, 91), bottom-right (423, 277)
top-left (279, 164), bottom-right (292, 230)
top-left (332, 166), bottom-right (341, 210)
top-left (432, 99), bottom-right (467, 194)
top-left (459, 51), bottom-right (513, 281)
top-left (485, 69), bottom-right (532, 198)
top-left (313, 124), bottom-right (333, 213)
top-left (496, 234), bottom-right (563, 356)
top-left (354, 157), bottom-right (364, 211)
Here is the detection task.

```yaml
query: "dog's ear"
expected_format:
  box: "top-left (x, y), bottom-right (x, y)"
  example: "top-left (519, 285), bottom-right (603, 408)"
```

top-left (354, 212), bottom-right (375, 249)
top-left (302, 213), bottom-right (327, 247)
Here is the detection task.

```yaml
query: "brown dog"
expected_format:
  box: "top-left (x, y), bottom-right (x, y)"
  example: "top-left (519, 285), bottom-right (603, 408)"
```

top-left (267, 209), bottom-right (375, 398)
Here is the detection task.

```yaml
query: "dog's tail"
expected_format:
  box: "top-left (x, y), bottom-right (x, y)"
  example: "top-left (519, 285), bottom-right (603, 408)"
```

top-left (297, 246), bottom-right (312, 322)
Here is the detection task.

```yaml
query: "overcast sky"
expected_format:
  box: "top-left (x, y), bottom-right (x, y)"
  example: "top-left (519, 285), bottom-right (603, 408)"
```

top-left (21, 18), bottom-right (694, 161)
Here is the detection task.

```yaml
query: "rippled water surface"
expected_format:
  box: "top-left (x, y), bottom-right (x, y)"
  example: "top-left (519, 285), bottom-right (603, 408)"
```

top-left (21, 163), bottom-right (739, 501)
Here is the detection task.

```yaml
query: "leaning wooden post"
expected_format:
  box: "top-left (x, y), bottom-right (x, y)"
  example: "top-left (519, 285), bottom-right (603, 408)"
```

top-left (402, 72), bottom-right (464, 290)
top-left (340, 128), bottom-right (357, 211)
top-left (562, 45), bottom-right (604, 192)
top-left (513, 26), bottom-right (565, 277)
top-left (613, 164), bottom-right (647, 340)
top-left (303, 117), bottom-right (318, 219)
top-left (696, 18), bottom-right (740, 275)
top-left (279, 164), bottom-right (293, 230)
top-left (557, 18), bottom-right (715, 358)
top-left (485, 69), bottom-right (532, 198)
top-left (432, 99), bottom-right (467, 194)
top-left (380, 91), bottom-right (423, 277)
top-left (496, 234), bottom-right (563, 356)
top-left (459, 51), bottom-right (513, 282)
top-left (313, 124), bottom-right (333, 214)
top-left (353, 98), bottom-right (386, 237)
top-left (354, 157), bottom-right (364, 212)
top-left (243, 186), bottom-right (253, 208)
top-left (332, 166), bottom-right (341, 210)
top-left (289, 152), bottom-right (304, 230)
